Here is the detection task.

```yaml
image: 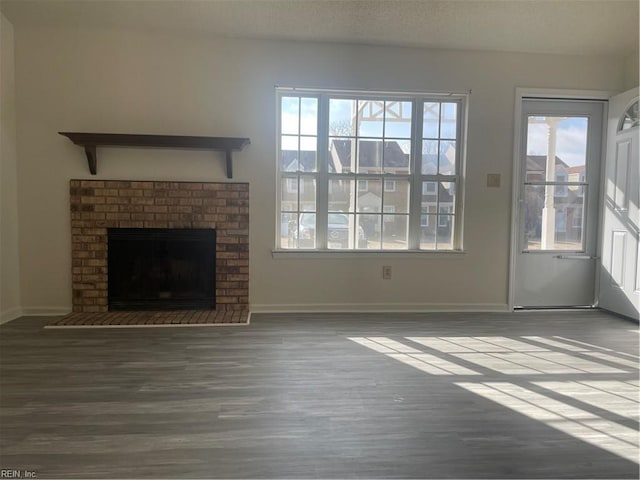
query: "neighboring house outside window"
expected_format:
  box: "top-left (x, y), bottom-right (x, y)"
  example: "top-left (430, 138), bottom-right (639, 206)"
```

top-left (555, 172), bottom-right (568, 197)
top-left (277, 89), bottom-right (466, 251)
top-left (556, 208), bottom-right (566, 233)
top-left (384, 180), bottom-right (396, 192)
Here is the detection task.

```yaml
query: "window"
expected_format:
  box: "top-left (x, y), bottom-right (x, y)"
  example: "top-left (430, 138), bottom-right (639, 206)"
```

top-left (572, 207), bottom-right (583, 228)
top-left (619, 100), bottom-right (639, 131)
top-left (438, 205), bottom-right (453, 227)
top-left (277, 88), bottom-right (466, 251)
top-left (555, 173), bottom-right (568, 197)
top-left (422, 181), bottom-right (436, 194)
top-left (556, 209), bottom-right (566, 233)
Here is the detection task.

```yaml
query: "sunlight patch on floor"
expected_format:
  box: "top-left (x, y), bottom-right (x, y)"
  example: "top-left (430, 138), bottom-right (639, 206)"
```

top-left (456, 382), bottom-right (639, 464)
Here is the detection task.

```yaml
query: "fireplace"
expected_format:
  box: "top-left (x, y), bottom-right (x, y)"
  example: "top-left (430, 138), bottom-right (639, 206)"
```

top-left (108, 228), bottom-right (216, 310)
top-left (69, 180), bottom-right (249, 313)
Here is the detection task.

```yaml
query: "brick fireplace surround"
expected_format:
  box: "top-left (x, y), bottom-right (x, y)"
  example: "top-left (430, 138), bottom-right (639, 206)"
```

top-left (69, 180), bottom-right (249, 314)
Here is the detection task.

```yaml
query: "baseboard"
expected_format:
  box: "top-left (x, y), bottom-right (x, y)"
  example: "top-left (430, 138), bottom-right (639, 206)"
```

top-left (0, 307), bottom-right (23, 325)
top-left (19, 307), bottom-right (71, 317)
top-left (250, 303), bottom-right (510, 314)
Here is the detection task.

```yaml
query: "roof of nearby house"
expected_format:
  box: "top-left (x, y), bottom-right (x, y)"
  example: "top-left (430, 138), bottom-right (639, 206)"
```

top-left (281, 150), bottom-right (317, 172)
top-left (330, 139), bottom-right (409, 171)
top-left (526, 155), bottom-right (570, 173)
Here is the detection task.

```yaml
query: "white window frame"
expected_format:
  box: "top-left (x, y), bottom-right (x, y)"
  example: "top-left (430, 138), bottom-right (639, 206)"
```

top-left (275, 87), bottom-right (467, 253)
top-left (384, 180), bottom-right (396, 192)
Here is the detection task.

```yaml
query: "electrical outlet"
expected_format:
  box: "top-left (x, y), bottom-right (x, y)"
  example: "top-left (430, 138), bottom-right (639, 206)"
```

top-left (382, 265), bottom-right (392, 280)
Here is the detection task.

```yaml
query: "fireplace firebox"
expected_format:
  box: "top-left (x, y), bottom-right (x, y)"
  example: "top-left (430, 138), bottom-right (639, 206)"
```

top-left (107, 228), bottom-right (216, 310)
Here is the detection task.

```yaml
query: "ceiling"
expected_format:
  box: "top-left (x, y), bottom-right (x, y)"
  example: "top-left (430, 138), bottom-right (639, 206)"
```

top-left (1, 0), bottom-right (638, 56)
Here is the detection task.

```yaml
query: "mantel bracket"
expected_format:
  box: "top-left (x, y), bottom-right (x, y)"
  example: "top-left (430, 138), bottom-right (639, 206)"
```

top-left (84, 145), bottom-right (97, 175)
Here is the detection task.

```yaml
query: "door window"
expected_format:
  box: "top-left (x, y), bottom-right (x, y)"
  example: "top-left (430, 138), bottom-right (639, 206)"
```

top-left (523, 116), bottom-right (589, 251)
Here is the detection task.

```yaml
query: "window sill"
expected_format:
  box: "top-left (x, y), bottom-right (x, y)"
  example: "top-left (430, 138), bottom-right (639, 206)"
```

top-left (271, 249), bottom-right (466, 259)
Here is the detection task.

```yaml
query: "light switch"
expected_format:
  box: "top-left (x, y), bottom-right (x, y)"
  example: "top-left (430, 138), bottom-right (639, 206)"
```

top-left (487, 173), bottom-right (501, 188)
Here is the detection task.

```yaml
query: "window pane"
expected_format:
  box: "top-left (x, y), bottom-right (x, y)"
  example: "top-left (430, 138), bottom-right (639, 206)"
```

top-left (281, 212), bottom-right (298, 248)
top-left (329, 138), bottom-right (356, 173)
top-left (439, 140), bottom-right (456, 175)
top-left (526, 116), bottom-right (588, 181)
top-left (281, 177), bottom-right (298, 210)
top-left (281, 136), bottom-right (299, 171)
top-left (292, 212), bottom-right (316, 249)
top-left (300, 177), bottom-right (316, 211)
top-left (281, 97), bottom-right (299, 135)
top-left (620, 100), bottom-right (639, 131)
top-left (358, 140), bottom-right (383, 173)
top-left (423, 182), bottom-right (456, 215)
top-left (358, 100), bottom-right (384, 137)
top-left (328, 178), bottom-right (355, 212)
top-left (440, 181), bottom-right (456, 214)
top-left (383, 215), bottom-right (408, 249)
top-left (420, 215), bottom-right (437, 249)
top-left (422, 140), bottom-right (438, 174)
top-left (300, 97), bottom-right (318, 135)
top-left (357, 179), bottom-right (382, 212)
top-left (329, 99), bottom-right (356, 136)
top-left (384, 101), bottom-right (412, 138)
top-left (384, 180), bottom-right (409, 213)
top-left (437, 215), bottom-right (454, 249)
top-left (440, 102), bottom-right (457, 139)
top-left (524, 185), bottom-right (585, 251)
top-left (327, 213), bottom-right (354, 249)
top-left (423, 102), bottom-right (440, 138)
top-left (384, 140), bottom-right (410, 173)
top-left (299, 137), bottom-right (317, 172)
top-left (357, 214), bottom-right (380, 249)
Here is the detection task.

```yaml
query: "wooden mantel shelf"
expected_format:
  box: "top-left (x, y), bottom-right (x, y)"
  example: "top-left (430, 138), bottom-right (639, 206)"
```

top-left (59, 132), bottom-right (251, 178)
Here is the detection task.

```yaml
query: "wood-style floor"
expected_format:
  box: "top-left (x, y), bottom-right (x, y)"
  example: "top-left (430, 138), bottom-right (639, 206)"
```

top-left (1, 310), bottom-right (638, 479)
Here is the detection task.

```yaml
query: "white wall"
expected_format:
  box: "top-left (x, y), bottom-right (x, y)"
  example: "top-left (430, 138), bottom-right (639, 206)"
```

top-left (12, 26), bottom-right (628, 313)
top-left (0, 13), bottom-right (22, 322)
top-left (624, 53), bottom-right (639, 90)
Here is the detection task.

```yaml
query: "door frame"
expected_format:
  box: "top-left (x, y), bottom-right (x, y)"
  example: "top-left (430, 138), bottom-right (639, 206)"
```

top-left (508, 88), bottom-right (613, 311)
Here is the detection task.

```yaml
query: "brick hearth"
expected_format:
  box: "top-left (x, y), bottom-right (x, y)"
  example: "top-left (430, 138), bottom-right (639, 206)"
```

top-left (69, 180), bottom-right (249, 313)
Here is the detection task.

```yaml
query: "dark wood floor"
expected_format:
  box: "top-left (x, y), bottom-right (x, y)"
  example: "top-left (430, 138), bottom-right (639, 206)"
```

top-left (1, 310), bottom-right (638, 479)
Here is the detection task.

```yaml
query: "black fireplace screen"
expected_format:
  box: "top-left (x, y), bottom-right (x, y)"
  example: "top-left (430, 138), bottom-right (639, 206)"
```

top-left (107, 228), bottom-right (216, 310)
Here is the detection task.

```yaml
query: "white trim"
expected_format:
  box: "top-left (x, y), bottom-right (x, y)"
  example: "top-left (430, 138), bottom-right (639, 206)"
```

top-left (515, 88), bottom-right (614, 101)
top-left (275, 85), bottom-right (472, 97)
top-left (20, 307), bottom-right (71, 317)
top-left (250, 303), bottom-right (509, 313)
top-left (272, 249), bottom-right (465, 258)
top-left (508, 87), bottom-right (611, 312)
top-left (1, 307), bottom-right (23, 325)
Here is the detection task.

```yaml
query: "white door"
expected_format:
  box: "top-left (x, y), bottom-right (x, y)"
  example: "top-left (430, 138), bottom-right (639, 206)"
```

top-left (599, 88), bottom-right (639, 320)
top-left (514, 99), bottom-right (604, 308)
